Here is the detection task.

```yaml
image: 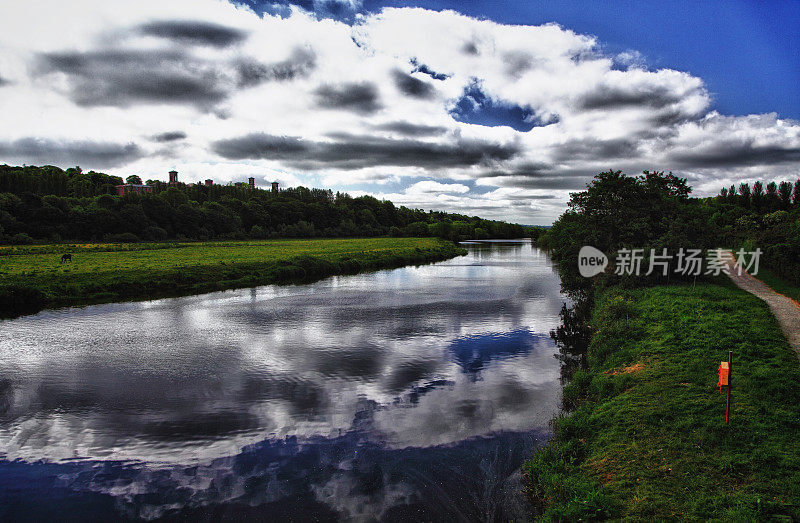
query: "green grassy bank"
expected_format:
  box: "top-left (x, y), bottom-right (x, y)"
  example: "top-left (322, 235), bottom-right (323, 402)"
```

top-left (0, 237), bottom-right (465, 317)
top-left (524, 283), bottom-right (800, 520)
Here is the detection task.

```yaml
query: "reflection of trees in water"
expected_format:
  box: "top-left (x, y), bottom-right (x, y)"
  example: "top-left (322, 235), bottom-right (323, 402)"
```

top-left (551, 301), bottom-right (593, 384)
top-left (550, 264), bottom-right (594, 407)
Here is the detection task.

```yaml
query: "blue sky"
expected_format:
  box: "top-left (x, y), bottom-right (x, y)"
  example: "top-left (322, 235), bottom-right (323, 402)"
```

top-left (0, 0), bottom-right (798, 224)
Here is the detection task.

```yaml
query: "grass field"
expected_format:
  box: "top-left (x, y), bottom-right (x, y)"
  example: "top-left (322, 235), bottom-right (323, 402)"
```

top-left (524, 282), bottom-right (800, 520)
top-left (0, 237), bottom-right (465, 316)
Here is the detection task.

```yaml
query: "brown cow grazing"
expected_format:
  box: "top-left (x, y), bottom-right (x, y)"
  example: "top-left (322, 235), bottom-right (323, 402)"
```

top-left (61, 253), bottom-right (72, 262)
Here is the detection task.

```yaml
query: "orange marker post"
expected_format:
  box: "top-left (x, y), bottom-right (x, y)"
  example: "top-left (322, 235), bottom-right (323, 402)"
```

top-left (725, 351), bottom-right (732, 424)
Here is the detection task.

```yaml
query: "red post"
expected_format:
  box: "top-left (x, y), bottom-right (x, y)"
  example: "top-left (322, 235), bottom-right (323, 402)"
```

top-left (725, 351), bottom-right (732, 424)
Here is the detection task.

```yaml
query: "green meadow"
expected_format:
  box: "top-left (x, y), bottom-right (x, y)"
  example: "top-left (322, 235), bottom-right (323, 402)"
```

top-left (525, 282), bottom-right (800, 520)
top-left (0, 237), bottom-right (465, 315)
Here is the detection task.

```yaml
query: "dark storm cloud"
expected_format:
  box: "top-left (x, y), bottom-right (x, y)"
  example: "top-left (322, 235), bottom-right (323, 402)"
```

top-left (151, 131), bottom-right (187, 142)
top-left (551, 138), bottom-right (640, 162)
top-left (480, 162), bottom-right (595, 191)
top-left (0, 137), bottom-right (143, 168)
top-left (579, 85), bottom-right (682, 110)
top-left (371, 121), bottom-right (447, 137)
top-left (212, 132), bottom-right (519, 170)
top-left (670, 141), bottom-right (800, 168)
top-left (391, 69), bottom-right (436, 99)
top-left (313, 82), bottom-right (382, 113)
top-left (0, 75), bottom-right (9, 87)
top-left (38, 50), bottom-right (229, 110)
top-left (137, 20), bottom-right (247, 47)
top-left (236, 47), bottom-right (316, 87)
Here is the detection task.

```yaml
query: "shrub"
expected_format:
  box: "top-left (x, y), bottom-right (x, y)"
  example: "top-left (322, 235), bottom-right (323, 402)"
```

top-left (11, 232), bottom-right (34, 245)
top-left (142, 226), bottom-right (168, 241)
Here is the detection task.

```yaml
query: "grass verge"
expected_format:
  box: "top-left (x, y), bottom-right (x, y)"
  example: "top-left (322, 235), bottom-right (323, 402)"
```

top-left (753, 266), bottom-right (800, 304)
top-left (524, 283), bottom-right (800, 520)
top-left (0, 237), bottom-right (465, 317)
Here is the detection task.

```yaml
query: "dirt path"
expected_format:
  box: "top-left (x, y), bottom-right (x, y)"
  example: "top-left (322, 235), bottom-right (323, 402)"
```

top-left (719, 251), bottom-right (800, 358)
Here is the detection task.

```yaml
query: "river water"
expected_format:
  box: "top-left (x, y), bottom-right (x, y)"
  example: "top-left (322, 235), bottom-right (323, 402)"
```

top-left (0, 240), bottom-right (567, 521)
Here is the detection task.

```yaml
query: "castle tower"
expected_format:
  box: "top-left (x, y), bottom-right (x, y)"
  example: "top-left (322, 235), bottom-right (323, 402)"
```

top-left (271, 181), bottom-right (279, 193)
top-left (168, 170), bottom-right (178, 186)
top-left (248, 177), bottom-right (255, 189)
top-left (205, 179), bottom-right (213, 186)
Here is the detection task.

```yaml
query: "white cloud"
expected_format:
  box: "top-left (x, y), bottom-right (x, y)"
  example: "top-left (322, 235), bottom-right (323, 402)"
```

top-left (0, 0), bottom-right (797, 223)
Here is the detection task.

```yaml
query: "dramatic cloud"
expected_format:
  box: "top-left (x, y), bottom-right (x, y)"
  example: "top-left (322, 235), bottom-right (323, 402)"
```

top-left (671, 141), bottom-right (800, 168)
top-left (0, 138), bottom-right (142, 168)
top-left (37, 50), bottom-right (230, 109)
top-left (137, 20), bottom-right (247, 47)
top-left (235, 47), bottom-right (316, 86)
top-left (313, 82), bottom-right (382, 113)
top-left (391, 69), bottom-right (436, 99)
top-left (0, 0), bottom-right (797, 223)
top-left (579, 84), bottom-right (682, 110)
top-left (212, 132), bottom-right (519, 169)
top-left (151, 131), bottom-right (187, 142)
top-left (371, 121), bottom-right (447, 136)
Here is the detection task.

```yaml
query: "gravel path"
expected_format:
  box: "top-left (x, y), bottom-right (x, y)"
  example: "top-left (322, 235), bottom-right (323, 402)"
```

top-left (719, 250), bottom-right (800, 358)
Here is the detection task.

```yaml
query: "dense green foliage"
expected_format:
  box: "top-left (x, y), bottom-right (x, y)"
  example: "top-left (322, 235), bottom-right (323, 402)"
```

top-left (540, 169), bottom-right (800, 291)
top-left (0, 237), bottom-right (465, 317)
top-left (0, 164), bottom-right (528, 244)
top-left (540, 170), bottom-right (717, 288)
top-left (525, 283), bottom-right (800, 520)
top-left (709, 180), bottom-right (800, 285)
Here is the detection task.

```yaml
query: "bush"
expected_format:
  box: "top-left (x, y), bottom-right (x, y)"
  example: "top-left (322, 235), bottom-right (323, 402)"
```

top-left (142, 226), bottom-right (168, 241)
top-left (11, 232), bottom-right (34, 245)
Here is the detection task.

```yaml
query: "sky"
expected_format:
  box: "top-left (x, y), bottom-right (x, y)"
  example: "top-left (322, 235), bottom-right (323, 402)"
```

top-left (0, 1), bottom-right (798, 224)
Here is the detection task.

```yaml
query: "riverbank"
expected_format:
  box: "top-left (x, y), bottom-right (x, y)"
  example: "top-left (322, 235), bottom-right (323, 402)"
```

top-left (0, 237), bottom-right (466, 317)
top-left (524, 282), bottom-right (800, 520)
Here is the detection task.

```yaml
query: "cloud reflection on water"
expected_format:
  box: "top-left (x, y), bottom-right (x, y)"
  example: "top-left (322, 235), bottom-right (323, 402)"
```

top-left (0, 241), bottom-right (566, 520)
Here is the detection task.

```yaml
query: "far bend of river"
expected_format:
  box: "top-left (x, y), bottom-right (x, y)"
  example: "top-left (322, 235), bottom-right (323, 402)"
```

top-left (0, 240), bottom-right (568, 521)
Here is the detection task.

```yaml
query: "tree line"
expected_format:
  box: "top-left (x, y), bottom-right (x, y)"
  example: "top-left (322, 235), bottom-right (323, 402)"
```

top-left (539, 170), bottom-right (800, 292)
top-left (0, 164), bottom-right (530, 244)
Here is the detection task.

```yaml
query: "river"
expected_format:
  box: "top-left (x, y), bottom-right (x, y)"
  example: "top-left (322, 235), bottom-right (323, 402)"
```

top-left (0, 240), bottom-right (567, 521)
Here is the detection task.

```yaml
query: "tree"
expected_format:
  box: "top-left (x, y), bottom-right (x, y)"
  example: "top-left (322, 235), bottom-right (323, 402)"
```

top-left (126, 175), bottom-right (143, 185)
top-left (751, 181), bottom-right (764, 211)
top-left (794, 180), bottom-right (800, 207)
top-left (738, 183), bottom-right (751, 209)
top-left (778, 181), bottom-right (792, 209)
top-left (765, 181), bottom-right (779, 212)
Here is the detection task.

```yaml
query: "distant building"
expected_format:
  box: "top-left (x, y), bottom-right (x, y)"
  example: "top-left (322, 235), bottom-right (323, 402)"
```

top-left (116, 184), bottom-right (153, 196)
top-left (168, 170), bottom-right (179, 186)
top-left (205, 179), bottom-right (213, 186)
top-left (248, 177), bottom-right (255, 189)
top-left (235, 182), bottom-right (248, 188)
top-left (271, 181), bottom-right (279, 193)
